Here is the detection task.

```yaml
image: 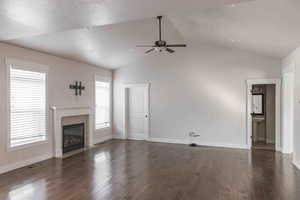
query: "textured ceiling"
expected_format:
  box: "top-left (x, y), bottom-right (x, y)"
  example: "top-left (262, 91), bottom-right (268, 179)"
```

top-left (2, 0), bottom-right (300, 68)
top-left (170, 0), bottom-right (300, 59)
top-left (7, 18), bottom-right (184, 68)
top-left (0, 0), bottom-right (247, 40)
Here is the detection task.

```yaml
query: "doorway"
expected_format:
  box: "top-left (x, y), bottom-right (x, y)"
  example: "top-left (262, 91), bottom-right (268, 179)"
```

top-left (123, 83), bottom-right (150, 140)
top-left (251, 84), bottom-right (275, 151)
top-left (247, 79), bottom-right (281, 151)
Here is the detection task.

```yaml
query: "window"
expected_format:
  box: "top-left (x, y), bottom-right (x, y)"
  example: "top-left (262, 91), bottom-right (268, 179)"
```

top-left (8, 61), bottom-right (47, 148)
top-left (95, 79), bottom-right (110, 129)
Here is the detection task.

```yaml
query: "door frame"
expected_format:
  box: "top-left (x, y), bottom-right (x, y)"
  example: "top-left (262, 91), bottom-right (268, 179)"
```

top-left (282, 72), bottom-right (294, 154)
top-left (246, 79), bottom-right (281, 151)
top-left (122, 83), bottom-right (150, 140)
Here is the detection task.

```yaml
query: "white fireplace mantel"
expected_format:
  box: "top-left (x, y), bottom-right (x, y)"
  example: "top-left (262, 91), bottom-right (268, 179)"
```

top-left (51, 106), bottom-right (94, 158)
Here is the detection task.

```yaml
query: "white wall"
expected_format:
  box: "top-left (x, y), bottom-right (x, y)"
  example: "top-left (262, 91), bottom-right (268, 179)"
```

top-left (113, 44), bottom-right (281, 148)
top-left (282, 48), bottom-right (299, 168)
top-left (0, 42), bottom-right (112, 173)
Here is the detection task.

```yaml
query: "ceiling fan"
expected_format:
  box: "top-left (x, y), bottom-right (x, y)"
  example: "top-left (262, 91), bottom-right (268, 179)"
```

top-left (136, 16), bottom-right (187, 54)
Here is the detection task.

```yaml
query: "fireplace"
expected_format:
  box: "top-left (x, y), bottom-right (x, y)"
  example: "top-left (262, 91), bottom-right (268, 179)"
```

top-left (62, 123), bottom-right (85, 154)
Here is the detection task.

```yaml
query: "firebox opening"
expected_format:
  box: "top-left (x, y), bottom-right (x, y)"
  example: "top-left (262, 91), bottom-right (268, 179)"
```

top-left (63, 123), bottom-right (85, 154)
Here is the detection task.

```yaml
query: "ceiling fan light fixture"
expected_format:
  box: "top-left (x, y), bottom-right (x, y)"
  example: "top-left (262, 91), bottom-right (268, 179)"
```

top-left (154, 46), bottom-right (166, 52)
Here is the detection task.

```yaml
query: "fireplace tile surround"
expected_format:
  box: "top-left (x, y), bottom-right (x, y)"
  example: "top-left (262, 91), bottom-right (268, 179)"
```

top-left (51, 106), bottom-right (94, 158)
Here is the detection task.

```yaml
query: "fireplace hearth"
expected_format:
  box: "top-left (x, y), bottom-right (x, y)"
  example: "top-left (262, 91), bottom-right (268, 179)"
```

top-left (63, 123), bottom-right (85, 154)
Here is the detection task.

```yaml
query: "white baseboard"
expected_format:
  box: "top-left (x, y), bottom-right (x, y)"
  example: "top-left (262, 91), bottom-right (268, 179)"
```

top-left (148, 137), bottom-right (248, 149)
top-left (0, 153), bottom-right (53, 175)
top-left (128, 134), bottom-right (147, 141)
top-left (148, 137), bottom-right (188, 144)
top-left (113, 134), bottom-right (126, 139)
top-left (293, 159), bottom-right (300, 170)
top-left (93, 133), bottom-right (113, 145)
top-left (281, 148), bottom-right (293, 154)
top-left (197, 142), bottom-right (248, 149)
top-left (113, 134), bottom-right (146, 141)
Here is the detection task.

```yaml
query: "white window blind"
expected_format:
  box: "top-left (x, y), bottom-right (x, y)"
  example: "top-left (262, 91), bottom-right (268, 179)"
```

top-left (95, 81), bottom-right (110, 129)
top-left (9, 67), bottom-right (47, 147)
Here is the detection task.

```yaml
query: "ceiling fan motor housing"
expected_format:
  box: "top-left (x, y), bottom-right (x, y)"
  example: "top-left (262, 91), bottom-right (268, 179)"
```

top-left (137, 16), bottom-right (186, 54)
top-left (155, 40), bottom-right (167, 47)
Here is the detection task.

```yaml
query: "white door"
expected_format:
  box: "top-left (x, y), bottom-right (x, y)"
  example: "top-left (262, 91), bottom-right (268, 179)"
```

top-left (126, 85), bottom-right (149, 140)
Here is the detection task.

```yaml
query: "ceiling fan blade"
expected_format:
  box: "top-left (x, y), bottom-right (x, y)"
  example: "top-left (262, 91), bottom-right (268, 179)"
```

top-left (166, 44), bottom-right (187, 47)
top-left (166, 48), bottom-right (175, 53)
top-left (145, 48), bottom-right (155, 54)
top-left (136, 45), bottom-right (155, 47)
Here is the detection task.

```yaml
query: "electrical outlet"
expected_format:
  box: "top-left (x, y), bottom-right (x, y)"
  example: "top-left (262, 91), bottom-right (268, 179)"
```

top-left (189, 131), bottom-right (195, 137)
top-left (189, 132), bottom-right (200, 137)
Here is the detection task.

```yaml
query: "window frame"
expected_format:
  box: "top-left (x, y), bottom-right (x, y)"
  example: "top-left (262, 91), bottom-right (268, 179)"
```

top-left (6, 58), bottom-right (49, 151)
top-left (94, 75), bottom-right (112, 131)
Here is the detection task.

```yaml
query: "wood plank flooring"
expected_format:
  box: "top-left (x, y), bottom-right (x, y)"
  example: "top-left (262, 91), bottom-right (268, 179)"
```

top-left (252, 141), bottom-right (275, 151)
top-left (0, 139), bottom-right (300, 200)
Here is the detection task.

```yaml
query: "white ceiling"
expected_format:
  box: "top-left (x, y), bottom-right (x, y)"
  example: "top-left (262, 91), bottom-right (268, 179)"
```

top-left (7, 18), bottom-right (184, 68)
top-left (2, 0), bottom-right (300, 68)
top-left (170, 0), bottom-right (300, 58)
top-left (0, 0), bottom-right (247, 40)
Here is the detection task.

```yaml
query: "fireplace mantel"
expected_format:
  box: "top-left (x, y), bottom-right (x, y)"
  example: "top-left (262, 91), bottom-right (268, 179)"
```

top-left (51, 106), bottom-right (94, 158)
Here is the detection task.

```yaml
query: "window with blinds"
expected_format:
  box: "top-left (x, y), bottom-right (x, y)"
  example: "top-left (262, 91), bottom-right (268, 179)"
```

top-left (9, 67), bottom-right (47, 148)
top-left (95, 81), bottom-right (110, 129)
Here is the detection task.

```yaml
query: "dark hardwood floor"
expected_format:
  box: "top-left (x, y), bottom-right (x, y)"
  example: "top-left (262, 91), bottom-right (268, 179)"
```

top-left (252, 141), bottom-right (275, 151)
top-left (0, 139), bottom-right (300, 200)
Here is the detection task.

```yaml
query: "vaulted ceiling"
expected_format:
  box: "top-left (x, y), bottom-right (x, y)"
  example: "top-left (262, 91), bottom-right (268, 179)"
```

top-left (1, 0), bottom-right (300, 68)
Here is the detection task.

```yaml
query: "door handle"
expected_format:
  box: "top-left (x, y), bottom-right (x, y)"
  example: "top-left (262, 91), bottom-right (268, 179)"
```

top-left (145, 114), bottom-right (148, 118)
